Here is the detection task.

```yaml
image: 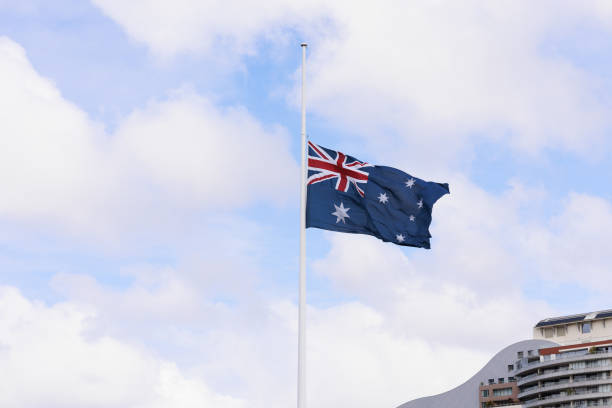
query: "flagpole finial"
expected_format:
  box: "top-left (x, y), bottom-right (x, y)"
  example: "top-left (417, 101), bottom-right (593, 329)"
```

top-left (301, 42), bottom-right (307, 47)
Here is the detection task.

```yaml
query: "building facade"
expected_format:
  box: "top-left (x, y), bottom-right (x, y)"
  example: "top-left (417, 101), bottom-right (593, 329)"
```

top-left (397, 309), bottom-right (612, 408)
top-left (479, 379), bottom-right (520, 407)
top-left (533, 311), bottom-right (612, 346)
top-left (515, 310), bottom-right (612, 408)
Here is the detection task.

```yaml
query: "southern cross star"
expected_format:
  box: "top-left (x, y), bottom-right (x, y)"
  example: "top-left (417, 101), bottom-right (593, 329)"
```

top-left (378, 192), bottom-right (389, 204)
top-left (417, 199), bottom-right (423, 209)
top-left (332, 202), bottom-right (350, 223)
top-left (396, 234), bottom-right (405, 243)
top-left (405, 178), bottom-right (415, 188)
top-left (409, 214), bottom-right (416, 222)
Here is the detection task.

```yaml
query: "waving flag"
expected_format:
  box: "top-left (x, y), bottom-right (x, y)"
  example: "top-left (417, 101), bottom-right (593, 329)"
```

top-left (306, 141), bottom-right (449, 249)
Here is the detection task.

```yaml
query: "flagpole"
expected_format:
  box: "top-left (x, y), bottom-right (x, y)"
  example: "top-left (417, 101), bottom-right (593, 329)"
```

top-left (298, 42), bottom-right (308, 408)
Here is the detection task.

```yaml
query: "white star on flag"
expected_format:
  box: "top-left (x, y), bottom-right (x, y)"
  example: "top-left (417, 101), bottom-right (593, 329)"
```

top-left (417, 199), bottom-right (423, 209)
top-left (409, 215), bottom-right (415, 222)
top-left (332, 202), bottom-right (350, 223)
top-left (405, 178), bottom-right (415, 188)
top-left (378, 192), bottom-right (389, 203)
top-left (396, 234), bottom-right (405, 243)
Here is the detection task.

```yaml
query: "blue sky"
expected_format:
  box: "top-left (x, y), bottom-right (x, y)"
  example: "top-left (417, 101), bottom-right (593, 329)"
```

top-left (2, 1), bottom-right (612, 407)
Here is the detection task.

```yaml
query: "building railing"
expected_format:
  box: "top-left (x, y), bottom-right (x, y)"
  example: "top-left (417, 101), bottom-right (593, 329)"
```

top-left (519, 379), bottom-right (611, 400)
top-left (523, 350), bottom-right (612, 369)
top-left (480, 401), bottom-right (521, 407)
top-left (518, 354), bottom-right (612, 387)
top-left (529, 389), bottom-right (610, 402)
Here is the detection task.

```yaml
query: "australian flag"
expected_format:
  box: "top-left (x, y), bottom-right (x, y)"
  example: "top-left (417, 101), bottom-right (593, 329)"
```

top-left (306, 141), bottom-right (449, 249)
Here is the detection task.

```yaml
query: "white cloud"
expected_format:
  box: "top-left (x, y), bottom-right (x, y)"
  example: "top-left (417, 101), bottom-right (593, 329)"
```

top-left (523, 192), bottom-right (612, 292)
top-left (0, 285), bottom-right (244, 408)
top-left (0, 37), bottom-right (297, 242)
top-left (91, 1), bottom-right (612, 158)
top-left (113, 89), bottom-right (296, 209)
top-left (312, 231), bottom-right (548, 352)
top-left (36, 270), bottom-right (494, 408)
top-left (306, 301), bottom-right (490, 408)
top-left (304, 1), bottom-right (612, 160)
top-left (0, 36), bottom-right (110, 227)
top-left (91, 0), bottom-right (329, 59)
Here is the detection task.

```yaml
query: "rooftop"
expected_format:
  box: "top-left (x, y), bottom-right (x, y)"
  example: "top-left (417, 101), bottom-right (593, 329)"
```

top-left (535, 309), bottom-right (612, 328)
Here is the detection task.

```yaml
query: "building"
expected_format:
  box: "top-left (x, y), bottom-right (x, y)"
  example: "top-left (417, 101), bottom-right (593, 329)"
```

top-left (397, 309), bottom-right (612, 408)
top-left (515, 310), bottom-right (612, 408)
top-left (396, 340), bottom-right (556, 408)
top-left (532, 310), bottom-right (612, 346)
top-left (479, 377), bottom-right (519, 408)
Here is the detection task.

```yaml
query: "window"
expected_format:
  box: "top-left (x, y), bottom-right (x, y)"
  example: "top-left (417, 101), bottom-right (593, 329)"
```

top-left (528, 350), bottom-right (533, 356)
top-left (518, 351), bottom-right (524, 358)
top-left (493, 387), bottom-right (513, 397)
top-left (488, 378), bottom-right (494, 384)
top-left (572, 359), bottom-right (611, 370)
top-left (557, 326), bottom-right (567, 336)
top-left (544, 328), bottom-right (554, 338)
top-left (508, 377), bottom-right (516, 382)
top-left (583, 322), bottom-right (592, 333)
top-left (482, 390), bottom-right (489, 397)
top-left (498, 378), bottom-right (504, 383)
top-left (571, 361), bottom-right (587, 370)
top-left (508, 364), bottom-right (514, 372)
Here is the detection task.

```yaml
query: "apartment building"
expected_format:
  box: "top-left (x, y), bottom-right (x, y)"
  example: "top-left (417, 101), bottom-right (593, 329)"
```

top-left (397, 309), bottom-right (612, 408)
top-left (479, 377), bottom-right (520, 407)
top-left (515, 310), bottom-right (612, 408)
top-left (533, 311), bottom-right (612, 346)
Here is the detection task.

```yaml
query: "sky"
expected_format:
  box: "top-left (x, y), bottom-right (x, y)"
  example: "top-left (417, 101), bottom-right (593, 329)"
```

top-left (2, 1), bottom-right (612, 407)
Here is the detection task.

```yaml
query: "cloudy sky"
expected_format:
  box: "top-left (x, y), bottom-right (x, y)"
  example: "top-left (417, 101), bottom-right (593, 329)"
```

top-left (2, 1), bottom-right (612, 407)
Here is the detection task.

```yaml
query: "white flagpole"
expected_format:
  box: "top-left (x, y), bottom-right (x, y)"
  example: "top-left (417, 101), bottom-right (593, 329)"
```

top-left (298, 42), bottom-right (308, 408)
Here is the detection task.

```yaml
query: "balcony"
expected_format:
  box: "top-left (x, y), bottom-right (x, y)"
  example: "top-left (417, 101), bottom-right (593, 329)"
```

top-left (517, 350), bottom-right (612, 377)
top-left (517, 353), bottom-right (612, 386)
top-left (522, 391), bottom-right (612, 408)
top-left (519, 378), bottom-right (612, 399)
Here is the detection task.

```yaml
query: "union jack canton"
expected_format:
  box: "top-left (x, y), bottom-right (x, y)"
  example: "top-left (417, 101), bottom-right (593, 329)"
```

top-left (305, 141), bottom-right (449, 249)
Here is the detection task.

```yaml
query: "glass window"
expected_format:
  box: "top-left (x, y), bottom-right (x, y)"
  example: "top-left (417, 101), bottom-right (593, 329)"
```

top-left (557, 326), bottom-right (567, 336)
top-left (482, 389), bottom-right (489, 397)
top-left (498, 378), bottom-right (504, 383)
top-left (583, 322), bottom-right (592, 333)
top-left (544, 328), bottom-right (554, 338)
top-left (518, 351), bottom-right (524, 358)
top-left (571, 361), bottom-right (587, 370)
top-left (493, 387), bottom-right (513, 397)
